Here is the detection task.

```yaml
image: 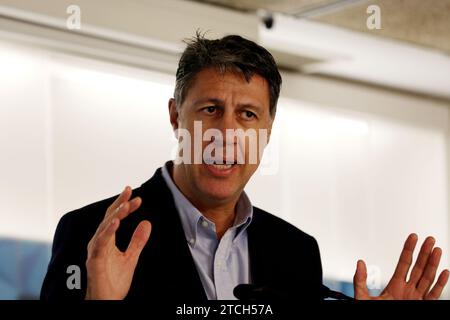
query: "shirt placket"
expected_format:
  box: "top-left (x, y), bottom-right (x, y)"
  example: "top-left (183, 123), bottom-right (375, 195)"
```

top-left (214, 229), bottom-right (237, 300)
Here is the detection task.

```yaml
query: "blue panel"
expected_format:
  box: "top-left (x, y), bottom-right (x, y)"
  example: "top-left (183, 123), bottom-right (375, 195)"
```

top-left (0, 238), bottom-right (51, 300)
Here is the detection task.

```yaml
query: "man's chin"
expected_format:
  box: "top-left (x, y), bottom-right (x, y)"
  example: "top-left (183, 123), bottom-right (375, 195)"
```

top-left (197, 183), bottom-right (240, 202)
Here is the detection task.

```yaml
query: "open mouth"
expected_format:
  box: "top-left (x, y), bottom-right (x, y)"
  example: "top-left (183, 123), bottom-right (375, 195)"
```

top-left (209, 163), bottom-right (236, 170)
top-left (203, 159), bottom-right (238, 176)
top-left (204, 158), bottom-right (238, 166)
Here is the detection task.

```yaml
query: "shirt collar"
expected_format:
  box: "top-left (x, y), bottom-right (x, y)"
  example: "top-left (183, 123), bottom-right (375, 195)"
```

top-left (161, 161), bottom-right (253, 246)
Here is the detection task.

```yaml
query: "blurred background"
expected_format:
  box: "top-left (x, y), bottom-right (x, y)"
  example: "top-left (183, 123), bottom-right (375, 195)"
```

top-left (0, 0), bottom-right (449, 299)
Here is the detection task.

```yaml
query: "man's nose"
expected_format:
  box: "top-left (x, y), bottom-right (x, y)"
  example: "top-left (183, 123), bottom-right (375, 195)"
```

top-left (211, 112), bottom-right (238, 146)
top-left (215, 110), bottom-right (239, 135)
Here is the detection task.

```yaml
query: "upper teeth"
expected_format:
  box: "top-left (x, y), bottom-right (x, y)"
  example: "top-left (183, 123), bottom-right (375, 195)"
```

top-left (211, 164), bottom-right (233, 169)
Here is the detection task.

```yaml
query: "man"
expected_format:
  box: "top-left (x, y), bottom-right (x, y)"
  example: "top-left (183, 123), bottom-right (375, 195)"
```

top-left (40, 33), bottom-right (449, 301)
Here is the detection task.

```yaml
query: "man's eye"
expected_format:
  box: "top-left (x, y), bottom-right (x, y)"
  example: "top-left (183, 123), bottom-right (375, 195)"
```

top-left (241, 110), bottom-right (256, 120)
top-left (203, 106), bottom-right (217, 114)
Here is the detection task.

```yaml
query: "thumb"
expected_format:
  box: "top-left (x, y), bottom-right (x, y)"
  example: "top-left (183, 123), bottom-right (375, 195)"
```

top-left (353, 259), bottom-right (370, 300)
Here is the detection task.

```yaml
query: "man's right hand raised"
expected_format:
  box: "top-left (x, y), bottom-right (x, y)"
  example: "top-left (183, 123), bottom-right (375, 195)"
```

top-left (85, 186), bottom-right (152, 300)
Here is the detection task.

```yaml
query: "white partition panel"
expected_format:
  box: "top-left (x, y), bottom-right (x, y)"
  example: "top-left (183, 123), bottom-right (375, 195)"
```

top-left (0, 44), bottom-right (51, 240)
top-left (0, 42), bottom-right (176, 241)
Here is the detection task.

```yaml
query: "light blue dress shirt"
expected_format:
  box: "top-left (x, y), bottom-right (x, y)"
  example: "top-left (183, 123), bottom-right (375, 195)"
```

top-left (161, 163), bottom-right (253, 300)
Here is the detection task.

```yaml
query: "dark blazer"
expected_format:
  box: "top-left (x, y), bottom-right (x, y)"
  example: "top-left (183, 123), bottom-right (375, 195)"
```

top-left (40, 166), bottom-right (323, 301)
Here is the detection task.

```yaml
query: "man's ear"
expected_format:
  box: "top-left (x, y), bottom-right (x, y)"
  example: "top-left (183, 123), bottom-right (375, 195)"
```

top-left (168, 98), bottom-right (179, 131)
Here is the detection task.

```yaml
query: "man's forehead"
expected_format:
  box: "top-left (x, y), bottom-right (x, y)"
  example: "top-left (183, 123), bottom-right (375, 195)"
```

top-left (192, 67), bottom-right (266, 84)
top-left (185, 68), bottom-right (270, 107)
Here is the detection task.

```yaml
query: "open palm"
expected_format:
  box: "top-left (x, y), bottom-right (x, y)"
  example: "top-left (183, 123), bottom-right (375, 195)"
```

top-left (354, 234), bottom-right (449, 300)
top-left (85, 186), bottom-right (152, 300)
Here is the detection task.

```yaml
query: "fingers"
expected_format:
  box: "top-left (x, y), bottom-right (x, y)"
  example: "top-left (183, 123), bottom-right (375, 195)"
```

top-left (128, 196), bottom-right (142, 214)
top-left (89, 194), bottom-right (144, 256)
top-left (106, 186), bottom-right (132, 218)
top-left (353, 259), bottom-right (370, 299)
top-left (416, 247), bottom-right (442, 296)
top-left (88, 218), bottom-right (121, 258)
top-left (426, 269), bottom-right (450, 300)
top-left (392, 233), bottom-right (418, 282)
top-left (125, 220), bottom-right (152, 262)
top-left (95, 218), bottom-right (120, 249)
top-left (114, 196), bottom-right (142, 221)
top-left (89, 186), bottom-right (143, 257)
top-left (97, 190), bottom-right (142, 236)
top-left (408, 236), bottom-right (436, 286)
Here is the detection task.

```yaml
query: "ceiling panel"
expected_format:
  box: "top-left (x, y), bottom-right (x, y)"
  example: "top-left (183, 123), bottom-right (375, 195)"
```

top-left (193, 0), bottom-right (337, 14)
top-left (314, 0), bottom-right (450, 55)
top-left (192, 0), bottom-right (450, 55)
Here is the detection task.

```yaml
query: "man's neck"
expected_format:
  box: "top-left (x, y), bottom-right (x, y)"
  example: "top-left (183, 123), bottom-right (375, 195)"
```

top-left (171, 164), bottom-right (240, 239)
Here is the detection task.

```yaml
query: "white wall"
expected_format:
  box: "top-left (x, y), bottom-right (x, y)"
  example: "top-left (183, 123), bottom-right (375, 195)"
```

top-left (246, 74), bottom-right (450, 297)
top-left (0, 42), bottom-right (176, 240)
top-left (247, 97), bottom-right (449, 291)
top-left (0, 44), bottom-right (51, 240)
top-left (250, 74), bottom-right (450, 296)
top-left (1, 40), bottom-right (449, 297)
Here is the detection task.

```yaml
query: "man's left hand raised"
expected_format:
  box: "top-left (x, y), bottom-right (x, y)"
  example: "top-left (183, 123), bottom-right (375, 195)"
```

top-left (353, 234), bottom-right (449, 300)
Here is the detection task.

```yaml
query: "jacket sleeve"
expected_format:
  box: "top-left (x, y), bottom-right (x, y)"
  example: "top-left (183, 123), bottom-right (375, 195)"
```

top-left (40, 212), bottom-right (88, 300)
top-left (310, 236), bottom-right (324, 300)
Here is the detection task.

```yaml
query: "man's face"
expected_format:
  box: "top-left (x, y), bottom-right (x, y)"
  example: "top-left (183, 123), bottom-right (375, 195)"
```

top-left (169, 68), bottom-right (273, 203)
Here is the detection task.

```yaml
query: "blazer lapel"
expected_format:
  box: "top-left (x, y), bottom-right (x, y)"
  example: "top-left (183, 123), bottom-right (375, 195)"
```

top-left (129, 167), bottom-right (207, 301)
top-left (247, 210), bottom-right (274, 288)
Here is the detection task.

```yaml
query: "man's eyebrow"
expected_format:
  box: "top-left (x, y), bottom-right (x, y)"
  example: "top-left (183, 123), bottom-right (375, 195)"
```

top-left (237, 103), bottom-right (263, 112)
top-left (192, 97), bottom-right (225, 106)
top-left (192, 98), bottom-right (264, 112)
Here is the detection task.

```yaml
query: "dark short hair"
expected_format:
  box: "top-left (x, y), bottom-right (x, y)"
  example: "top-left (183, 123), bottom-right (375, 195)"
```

top-left (174, 32), bottom-right (282, 117)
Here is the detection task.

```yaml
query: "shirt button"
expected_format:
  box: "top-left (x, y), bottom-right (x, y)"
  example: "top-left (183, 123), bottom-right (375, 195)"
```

top-left (202, 220), bottom-right (209, 228)
top-left (189, 238), bottom-right (195, 245)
